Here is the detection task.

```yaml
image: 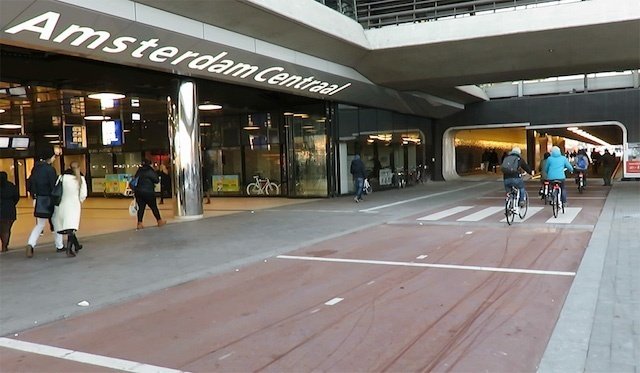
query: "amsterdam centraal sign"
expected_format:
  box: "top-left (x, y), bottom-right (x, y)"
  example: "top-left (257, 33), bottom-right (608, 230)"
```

top-left (0, 0), bottom-right (456, 117)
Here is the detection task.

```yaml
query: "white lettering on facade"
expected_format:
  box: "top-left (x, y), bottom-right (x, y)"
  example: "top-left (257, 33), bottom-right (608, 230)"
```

top-left (52, 25), bottom-right (111, 49)
top-left (4, 11), bottom-right (60, 40)
top-left (3, 12), bottom-right (352, 96)
top-left (254, 67), bottom-right (284, 82)
top-left (103, 36), bottom-right (137, 53)
top-left (149, 46), bottom-right (179, 62)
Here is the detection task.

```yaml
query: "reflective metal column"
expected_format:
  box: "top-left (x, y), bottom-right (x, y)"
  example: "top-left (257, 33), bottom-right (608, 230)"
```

top-left (167, 80), bottom-right (203, 219)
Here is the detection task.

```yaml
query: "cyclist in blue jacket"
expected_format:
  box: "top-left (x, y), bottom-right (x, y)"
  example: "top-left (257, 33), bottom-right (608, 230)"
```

top-left (545, 146), bottom-right (574, 206)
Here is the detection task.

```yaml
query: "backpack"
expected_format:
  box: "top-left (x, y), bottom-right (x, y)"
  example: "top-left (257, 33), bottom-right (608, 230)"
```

top-left (576, 155), bottom-right (588, 169)
top-left (129, 176), bottom-right (139, 190)
top-left (501, 155), bottom-right (519, 174)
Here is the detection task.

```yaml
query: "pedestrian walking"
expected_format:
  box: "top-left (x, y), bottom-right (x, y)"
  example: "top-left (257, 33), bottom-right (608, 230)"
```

top-left (350, 154), bottom-right (366, 202)
top-left (481, 149), bottom-right (490, 172)
top-left (0, 171), bottom-right (20, 252)
top-left (26, 149), bottom-right (64, 257)
top-left (601, 149), bottom-right (616, 186)
top-left (51, 161), bottom-right (87, 257)
top-left (133, 159), bottom-right (166, 229)
top-left (158, 164), bottom-right (171, 205)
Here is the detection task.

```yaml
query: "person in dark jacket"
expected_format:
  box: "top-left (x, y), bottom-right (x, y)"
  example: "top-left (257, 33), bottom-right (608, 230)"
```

top-left (26, 149), bottom-right (64, 257)
top-left (133, 159), bottom-right (165, 229)
top-left (350, 154), bottom-right (366, 202)
top-left (600, 149), bottom-right (616, 186)
top-left (157, 164), bottom-right (172, 205)
top-left (502, 147), bottom-right (534, 207)
top-left (0, 171), bottom-right (20, 252)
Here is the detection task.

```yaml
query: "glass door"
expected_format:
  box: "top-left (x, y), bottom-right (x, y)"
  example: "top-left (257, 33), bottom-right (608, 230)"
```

top-left (285, 107), bottom-right (328, 197)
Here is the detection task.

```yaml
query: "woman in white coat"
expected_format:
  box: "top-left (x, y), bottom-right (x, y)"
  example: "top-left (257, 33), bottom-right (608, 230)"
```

top-left (52, 161), bottom-right (87, 257)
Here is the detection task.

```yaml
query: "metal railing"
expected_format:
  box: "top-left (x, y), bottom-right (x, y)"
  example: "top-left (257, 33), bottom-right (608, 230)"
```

top-left (317, 0), bottom-right (585, 28)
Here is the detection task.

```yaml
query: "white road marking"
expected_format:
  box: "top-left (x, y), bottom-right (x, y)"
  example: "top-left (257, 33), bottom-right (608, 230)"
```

top-left (499, 207), bottom-right (544, 223)
top-left (218, 352), bottom-right (234, 360)
top-left (457, 207), bottom-right (503, 222)
top-left (0, 338), bottom-right (184, 373)
top-left (324, 297), bottom-right (344, 306)
top-left (545, 207), bottom-right (582, 224)
top-left (416, 255), bottom-right (428, 259)
top-left (360, 183), bottom-right (489, 212)
top-left (310, 308), bottom-right (321, 314)
top-left (417, 206), bottom-right (474, 221)
top-left (367, 281), bottom-right (375, 285)
top-left (277, 255), bottom-right (575, 277)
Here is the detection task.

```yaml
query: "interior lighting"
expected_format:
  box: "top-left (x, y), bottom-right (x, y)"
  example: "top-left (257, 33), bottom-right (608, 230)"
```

top-left (0, 109), bottom-right (5, 113)
top-left (48, 140), bottom-right (61, 144)
top-left (88, 93), bottom-right (125, 100)
top-left (566, 127), bottom-right (579, 131)
top-left (243, 126), bottom-right (260, 130)
top-left (198, 104), bottom-right (222, 110)
top-left (284, 112), bottom-right (294, 116)
top-left (132, 113), bottom-right (141, 121)
top-left (43, 134), bottom-right (59, 138)
top-left (568, 127), bottom-right (612, 147)
top-left (199, 122), bottom-right (211, 127)
top-left (0, 123), bottom-right (21, 129)
top-left (84, 115), bottom-right (111, 120)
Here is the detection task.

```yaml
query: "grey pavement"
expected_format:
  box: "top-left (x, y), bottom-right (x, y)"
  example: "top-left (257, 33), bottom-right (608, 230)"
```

top-left (539, 181), bottom-right (640, 373)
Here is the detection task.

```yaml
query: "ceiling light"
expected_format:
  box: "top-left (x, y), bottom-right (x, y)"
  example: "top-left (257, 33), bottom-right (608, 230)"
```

top-left (88, 93), bottom-right (125, 100)
top-left (44, 134), bottom-right (59, 138)
top-left (84, 115), bottom-right (111, 120)
top-left (199, 122), bottom-right (212, 127)
top-left (0, 109), bottom-right (5, 114)
top-left (0, 124), bottom-right (21, 129)
top-left (48, 140), bottom-right (61, 144)
top-left (243, 126), bottom-right (260, 130)
top-left (567, 127), bottom-right (579, 131)
top-left (284, 112), bottom-right (294, 116)
top-left (198, 104), bottom-right (222, 110)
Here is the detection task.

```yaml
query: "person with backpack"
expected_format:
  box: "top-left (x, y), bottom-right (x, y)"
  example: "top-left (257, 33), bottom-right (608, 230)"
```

top-left (545, 146), bottom-right (574, 206)
top-left (573, 149), bottom-right (591, 187)
top-left (501, 147), bottom-right (533, 207)
top-left (132, 159), bottom-right (166, 230)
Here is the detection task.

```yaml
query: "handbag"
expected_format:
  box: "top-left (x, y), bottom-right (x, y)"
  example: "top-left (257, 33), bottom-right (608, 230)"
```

top-left (128, 199), bottom-right (139, 216)
top-left (34, 195), bottom-right (53, 218)
top-left (51, 176), bottom-right (63, 206)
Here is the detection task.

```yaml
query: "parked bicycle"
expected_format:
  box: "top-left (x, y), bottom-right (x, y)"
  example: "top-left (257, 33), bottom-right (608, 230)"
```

top-left (246, 175), bottom-right (280, 196)
top-left (505, 185), bottom-right (528, 225)
top-left (549, 180), bottom-right (565, 218)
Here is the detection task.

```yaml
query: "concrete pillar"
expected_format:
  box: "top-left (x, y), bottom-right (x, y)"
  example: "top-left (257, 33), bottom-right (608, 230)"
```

top-left (167, 79), bottom-right (203, 220)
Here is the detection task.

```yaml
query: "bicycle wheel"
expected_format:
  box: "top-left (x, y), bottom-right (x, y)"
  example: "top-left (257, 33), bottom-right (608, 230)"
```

top-left (265, 183), bottom-right (278, 195)
top-left (551, 189), bottom-right (559, 218)
top-left (518, 190), bottom-right (528, 219)
top-left (505, 198), bottom-right (515, 225)
top-left (246, 183), bottom-right (260, 195)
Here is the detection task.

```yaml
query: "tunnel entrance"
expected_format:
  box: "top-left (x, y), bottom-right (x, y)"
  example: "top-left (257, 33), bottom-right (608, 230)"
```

top-left (443, 122), bottom-right (628, 180)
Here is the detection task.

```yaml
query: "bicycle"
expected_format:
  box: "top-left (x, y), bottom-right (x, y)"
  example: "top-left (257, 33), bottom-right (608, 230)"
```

top-left (505, 186), bottom-right (528, 225)
top-left (576, 171), bottom-right (585, 194)
top-left (246, 175), bottom-right (280, 196)
top-left (539, 180), bottom-right (551, 205)
top-left (549, 180), bottom-right (565, 218)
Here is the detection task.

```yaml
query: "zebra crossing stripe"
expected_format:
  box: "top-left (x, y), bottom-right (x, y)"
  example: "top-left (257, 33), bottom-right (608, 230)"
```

top-left (457, 206), bottom-right (503, 222)
top-left (417, 206), bottom-right (474, 221)
top-left (500, 207), bottom-right (544, 223)
top-left (545, 207), bottom-right (582, 224)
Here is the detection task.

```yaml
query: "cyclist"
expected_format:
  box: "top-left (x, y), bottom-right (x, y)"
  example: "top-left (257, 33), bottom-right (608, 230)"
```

top-left (545, 146), bottom-right (574, 206)
top-left (573, 148), bottom-right (590, 188)
top-left (538, 151), bottom-right (551, 197)
top-left (501, 147), bottom-right (534, 207)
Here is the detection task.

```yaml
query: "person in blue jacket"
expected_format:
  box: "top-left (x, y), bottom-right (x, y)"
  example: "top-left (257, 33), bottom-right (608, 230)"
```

top-left (545, 146), bottom-right (574, 206)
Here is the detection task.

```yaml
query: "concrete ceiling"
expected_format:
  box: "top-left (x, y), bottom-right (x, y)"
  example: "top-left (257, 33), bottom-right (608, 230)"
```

top-left (135, 0), bottom-right (639, 104)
